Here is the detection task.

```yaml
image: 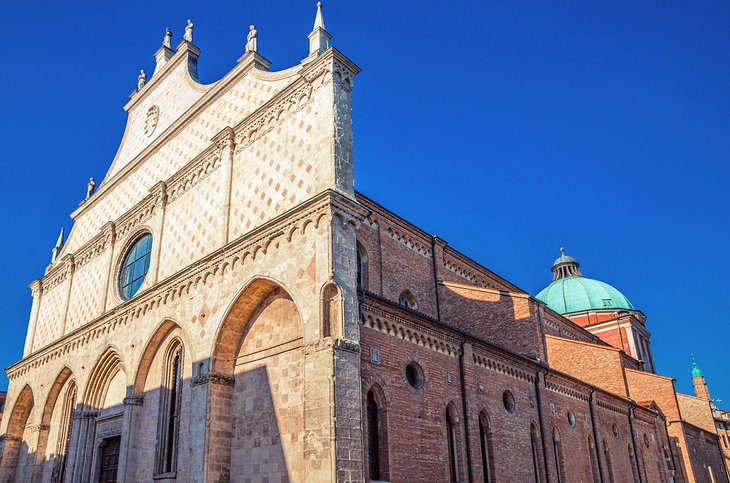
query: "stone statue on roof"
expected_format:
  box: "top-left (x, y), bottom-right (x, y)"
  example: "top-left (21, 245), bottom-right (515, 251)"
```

top-left (163, 28), bottom-right (172, 49)
top-left (246, 25), bottom-right (258, 53)
top-left (184, 19), bottom-right (194, 42)
top-left (86, 178), bottom-right (96, 199)
top-left (137, 70), bottom-right (146, 90)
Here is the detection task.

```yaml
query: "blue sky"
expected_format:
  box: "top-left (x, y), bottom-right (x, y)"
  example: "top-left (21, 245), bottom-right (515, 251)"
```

top-left (1, 1), bottom-right (728, 404)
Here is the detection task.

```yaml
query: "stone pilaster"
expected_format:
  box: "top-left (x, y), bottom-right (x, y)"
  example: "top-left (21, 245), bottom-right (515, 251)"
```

top-left (117, 395), bottom-right (143, 482)
top-left (197, 369), bottom-right (235, 482)
top-left (212, 127), bottom-right (235, 246)
top-left (23, 280), bottom-right (43, 357)
top-left (149, 181), bottom-right (168, 285)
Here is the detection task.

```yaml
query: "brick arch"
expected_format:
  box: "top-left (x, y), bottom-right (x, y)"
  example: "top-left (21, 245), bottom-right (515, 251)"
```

top-left (321, 280), bottom-right (343, 338)
top-left (210, 276), bottom-right (302, 377)
top-left (133, 319), bottom-right (191, 395)
top-left (0, 384), bottom-right (34, 481)
top-left (83, 347), bottom-right (126, 409)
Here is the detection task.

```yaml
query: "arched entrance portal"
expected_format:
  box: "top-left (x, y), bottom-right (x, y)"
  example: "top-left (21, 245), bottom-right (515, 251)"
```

top-left (211, 278), bottom-right (305, 482)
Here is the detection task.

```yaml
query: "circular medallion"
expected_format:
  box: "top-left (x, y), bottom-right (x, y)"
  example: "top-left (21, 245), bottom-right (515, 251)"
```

top-left (144, 105), bottom-right (159, 137)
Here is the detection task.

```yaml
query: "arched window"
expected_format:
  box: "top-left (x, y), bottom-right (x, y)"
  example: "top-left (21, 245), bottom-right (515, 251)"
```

top-left (54, 381), bottom-right (77, 483)
top-left (628, 444), bottom-right (640, 483)
top-left (479, 412), bottom-right (493, 483)
top-left (603, 440), bottom-right (615, 483)
top-left (530, 423), bottom-right (543, 483)
top-left (588, 436), bottom-right (601, 483)
top-left (553, 428), bottom-right (565, 483)
top-left (399, 290), bottom-right (417, 310)
top-left (366, 388), bottom-right (389, 481)
top-left (156, 341), bottom-right (183, 475)
top-left (447, 404), bottom-right (461, 483)
top-left (356, 242), bottom-right (368, 290)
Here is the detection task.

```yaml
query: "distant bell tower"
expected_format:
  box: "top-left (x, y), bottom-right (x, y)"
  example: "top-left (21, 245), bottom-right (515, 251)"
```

top-left (692, 355), bottom-right (713, 406)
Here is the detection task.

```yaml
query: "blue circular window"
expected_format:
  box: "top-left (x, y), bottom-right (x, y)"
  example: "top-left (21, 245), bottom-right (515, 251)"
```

top-left (119, 233), bottom-right (153, 300)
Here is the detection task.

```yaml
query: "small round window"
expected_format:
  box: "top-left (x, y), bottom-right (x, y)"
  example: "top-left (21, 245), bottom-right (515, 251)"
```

top-left (502, 390), bottom-right (515, 413)
top-left (119, 233), bottom-right (153, 300)
top-left (567, 410), bottom-right (576, 428)
top-left (405, 362), bottom-right (424, 389)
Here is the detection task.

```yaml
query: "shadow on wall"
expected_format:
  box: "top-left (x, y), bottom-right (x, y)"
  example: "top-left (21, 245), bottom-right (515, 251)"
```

top-left (0, 362), bottom-right (295, 483)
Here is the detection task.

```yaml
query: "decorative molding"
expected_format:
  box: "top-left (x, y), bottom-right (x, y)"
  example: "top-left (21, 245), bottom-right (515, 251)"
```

top-left (166, 146), bottom-right (222, 204)
top-left (302, 337), bottom-right (360, 355)
top-left (74, 223), bottom-right (116, 272)
top-left (444, 257), bottom-right (486, 287)
top-left (42, 256), bottom-right (74, 293)
top-left (385, 226), bottom-right (432, 259)
top-left (596, 396), bottom-right (629, 416)
top-left (123, 396), bottom-right (144, 406)
top-left (361, 307), bottom-right (460, 358)
top-left (471, 351), bottom-right (535, 384)
top-left (544, 376), bottom-right (590, 402)
top-left (191, 372), bottom-right (235, 387)
top-left (28, 423), bottom-right (50, 433)
top-left (73, 409), bottom-right (100, 420)
top-left (0, 434), bottom-right (22, 443)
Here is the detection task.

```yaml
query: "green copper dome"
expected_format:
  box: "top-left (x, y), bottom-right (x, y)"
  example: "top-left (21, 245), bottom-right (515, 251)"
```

top-left (691, 356), bottom-right (704, 378)
top-left (535, 249), bottom-right (634, 315)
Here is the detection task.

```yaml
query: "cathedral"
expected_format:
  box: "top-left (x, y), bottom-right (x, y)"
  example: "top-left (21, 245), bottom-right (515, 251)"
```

top-left (0, 4), bottom-right (727, 482)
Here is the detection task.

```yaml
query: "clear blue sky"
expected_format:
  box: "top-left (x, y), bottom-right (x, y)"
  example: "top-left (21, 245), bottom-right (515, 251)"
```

top-left (1, 1), bottom-right (728, 404)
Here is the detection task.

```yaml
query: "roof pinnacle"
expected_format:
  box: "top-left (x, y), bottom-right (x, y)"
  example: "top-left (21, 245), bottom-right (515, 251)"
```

top-left (51, 228), bottom-right (65, 263)
top-left (308, 1), bottom-right (331, 56)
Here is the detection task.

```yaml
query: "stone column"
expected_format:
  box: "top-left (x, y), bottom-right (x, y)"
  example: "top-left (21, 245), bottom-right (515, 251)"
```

top-left (68, 410), bottom-right (98, 483)
top-left (0, 434), bottom-right (23, 481)
top-left (117, 396), bottom-right (143, 482)
top-left (23, 280), bottom-right (43, 357)
top-left (212, 127), bottom-right (235, 246)
top-left (198, 370), bottom-right (235, 483)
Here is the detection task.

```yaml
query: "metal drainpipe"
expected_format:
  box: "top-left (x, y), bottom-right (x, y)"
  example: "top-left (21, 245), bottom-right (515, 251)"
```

top-left (589, 389), bottom-right (606, 483)
top-left (535, 368), bottom-right (551, 483)
top-left (627, 402), bottom-right (644, 483)
top-left (459, 339), bottom-right (474, 483)
top-left (663, 419), bottom-right (678, 481)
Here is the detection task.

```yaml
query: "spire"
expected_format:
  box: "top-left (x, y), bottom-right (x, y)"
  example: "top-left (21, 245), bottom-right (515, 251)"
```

top-left (551, 247), bottom-right (582, 281)
top-left (308, 1), bottom-right (331, 56)
top-left (51, 228), bottom-right (65, 263)
top-left (691, 354), bottom-right (712, 404)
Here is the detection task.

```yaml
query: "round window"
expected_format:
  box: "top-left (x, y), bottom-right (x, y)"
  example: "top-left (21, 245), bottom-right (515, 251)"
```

top-left (567, 410), bottom-right (576, 428)
top-left (502, 390), bottom-right (515, 413)
top-left (119, 233), bottom-right (153, 300)
top-left (612, 423), bottom-right (619, 439)
top-left (405, 362), bottom-right (424, 389)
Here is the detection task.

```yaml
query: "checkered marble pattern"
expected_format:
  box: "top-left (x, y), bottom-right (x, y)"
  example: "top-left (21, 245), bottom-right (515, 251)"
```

top-left (33, 279), bottom-right (69, 351)
top-left (66, 255), bottom-right (110, 333)
top-left (65, 63), bottom-right (295, 255)
top-left (158, 169), bottom-right (225, 280)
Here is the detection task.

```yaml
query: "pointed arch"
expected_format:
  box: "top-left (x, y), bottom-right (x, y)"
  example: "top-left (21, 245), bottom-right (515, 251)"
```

top-left (446, 402), bottom-right (464, 483)
top-left (588, 436), bottom-right (601, 483)
top-left (366, 383), bottom-right (389, 481)
top-left (33, 367), bottom-right (75, 482)
top-left (478, 410), bottom-right (494, 483)
top-left (83, 347), bottom-right (126, 410)
top-left (0, 384), bottom-right (35, 482)
top-left (356, 240), bottom-right (369, 290)
top-left (530, 422), bottom-right (544, 483)
top-left (552, 426), bottom-right (565, 483)
top-left (321, 281), bottom-right (343, 338)
top-left (211, 276), bottom-right (302, 376)
top-left (133, 319), bottom-right (191, 395)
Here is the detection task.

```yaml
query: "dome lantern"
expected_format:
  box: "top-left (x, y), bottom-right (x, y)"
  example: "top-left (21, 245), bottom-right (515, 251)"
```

top-left (551, 247), bottom-right (582, 281)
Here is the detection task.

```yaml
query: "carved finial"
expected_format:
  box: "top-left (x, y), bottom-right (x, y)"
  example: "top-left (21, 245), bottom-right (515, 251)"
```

top-left (163, 28), bottom-right (173, 49)
top-left (246, 25), bottom-right (258, 53)
top-left (184, 19), bottom-right (194, 42)
top-left (137, 70), bottom-right (147, 90)
top-left (313, 2), bottom-right (325, 30)
top-left (86, 178), bottom-right (97, 200)
top-left (560, 247), bottom-right (565, 256)
top-left (308, 1), bottom-right (331, 56)
top-left (51, 228), bottom-right (65, 263)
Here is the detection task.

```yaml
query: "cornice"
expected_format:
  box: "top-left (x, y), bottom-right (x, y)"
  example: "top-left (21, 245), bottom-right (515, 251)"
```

top-left (361, 305), bottom-right (460, 358)
top-left (166, 144), bottom-right (222, 204)
top-left (7, 190), bottom-right (352, 380)
top-left (595, 394), bottom-right (630, 416)
top-left (544, 372), bottom-right (591, 402)
top-left (471, 349), bottom-right (536, 384)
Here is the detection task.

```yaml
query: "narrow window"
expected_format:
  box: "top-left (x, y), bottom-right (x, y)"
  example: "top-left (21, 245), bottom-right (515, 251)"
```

top-left (588, 437), bottom-right (601, 483)
top-left (356, 242), bottom-right (368, 290)
top-left (367, 390), bottom-right (382, 480)
top-left (531, 423), bottom-right (542, 483)
top-left (479, 412), bottom-right (493, 483)
top-left (54, 382), bottom-right (77, 483)
top-left (447, 406), bottom-right (460, 483)
top-left (156, 342), bottom-right (183, 475)
top-left (629, 444), bottom-right (640, 483)
top-left (603, 440), bottom-right (615, 483)
top-left (553, 429), bottom-right (564, 483)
